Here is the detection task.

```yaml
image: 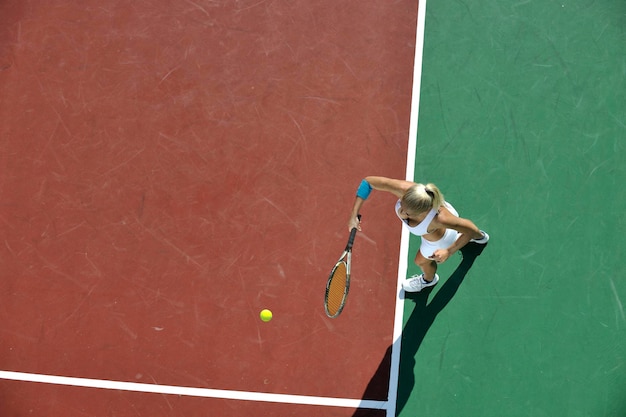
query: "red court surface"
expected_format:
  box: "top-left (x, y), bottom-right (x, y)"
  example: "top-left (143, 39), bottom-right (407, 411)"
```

top-left (1, 1), bottom-right (418, 416)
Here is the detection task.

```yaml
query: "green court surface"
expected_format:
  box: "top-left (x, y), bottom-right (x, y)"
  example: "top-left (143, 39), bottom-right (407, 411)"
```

top-left (398, 1), bottom-right (625, 416)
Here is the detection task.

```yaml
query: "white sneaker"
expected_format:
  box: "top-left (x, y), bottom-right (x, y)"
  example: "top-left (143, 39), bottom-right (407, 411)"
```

top-left (470, 230), bottom-right (489, 244)
top-left (402, 274), bottom-right (439, 293)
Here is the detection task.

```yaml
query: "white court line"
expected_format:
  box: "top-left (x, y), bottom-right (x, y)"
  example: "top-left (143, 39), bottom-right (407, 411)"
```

top-left (0, 3), bottom-right (429, 415)
top-left (0, 370), bottom-right (386, 410)
top-left (385, 0), bottom-right (428, 416)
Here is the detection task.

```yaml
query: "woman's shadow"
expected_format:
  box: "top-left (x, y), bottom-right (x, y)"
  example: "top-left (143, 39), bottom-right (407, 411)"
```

top-left (352, 242), bottom-right (488, 417)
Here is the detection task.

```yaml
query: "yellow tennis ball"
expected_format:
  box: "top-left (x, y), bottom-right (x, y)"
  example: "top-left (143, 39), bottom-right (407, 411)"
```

top-left (260, 309), bottom-right (273, 322)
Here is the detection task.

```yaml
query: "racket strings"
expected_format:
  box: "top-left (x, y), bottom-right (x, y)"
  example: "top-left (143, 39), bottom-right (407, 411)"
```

top-left (326, 263), bottom-right (348, 317)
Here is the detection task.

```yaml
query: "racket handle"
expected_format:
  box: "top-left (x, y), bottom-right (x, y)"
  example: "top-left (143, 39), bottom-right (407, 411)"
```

top-left (347, 214), bottom-right (361, 249)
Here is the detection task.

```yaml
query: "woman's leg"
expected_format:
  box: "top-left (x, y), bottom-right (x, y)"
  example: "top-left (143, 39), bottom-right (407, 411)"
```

top-left (414, 250), bottom-right (437, 282)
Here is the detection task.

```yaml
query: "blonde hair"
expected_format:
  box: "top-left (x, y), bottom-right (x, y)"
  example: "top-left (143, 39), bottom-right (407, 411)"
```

top-left (401, 183), bottom-right (444, 214)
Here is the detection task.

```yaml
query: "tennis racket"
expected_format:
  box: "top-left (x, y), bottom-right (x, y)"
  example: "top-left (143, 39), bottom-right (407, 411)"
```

top-left (324, 215), bottom-right (360, 318)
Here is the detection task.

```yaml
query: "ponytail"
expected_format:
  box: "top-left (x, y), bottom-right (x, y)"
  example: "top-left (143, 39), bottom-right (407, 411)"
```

top-left (424, 183), bottom-right (444, 209)
top-left (402, 183), bottom-right (445, 213)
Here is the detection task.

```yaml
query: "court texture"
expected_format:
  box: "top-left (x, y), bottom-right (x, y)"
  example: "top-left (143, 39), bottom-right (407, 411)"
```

top-left (1, 1), bottom-right (624, 416)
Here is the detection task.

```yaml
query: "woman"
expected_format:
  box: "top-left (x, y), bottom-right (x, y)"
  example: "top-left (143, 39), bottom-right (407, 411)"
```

top-left (348, 176), bottom-right (489, 292)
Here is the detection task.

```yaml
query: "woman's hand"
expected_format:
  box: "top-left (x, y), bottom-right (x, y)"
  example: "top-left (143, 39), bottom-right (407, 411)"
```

top-left (429, 249), bottom-right (450, 264)
top-left (348, 215), bottom-right (362, 232)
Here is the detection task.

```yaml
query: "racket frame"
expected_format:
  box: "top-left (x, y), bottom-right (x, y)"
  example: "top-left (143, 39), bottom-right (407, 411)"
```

top-left (324, 215), bottom-right (360, 318)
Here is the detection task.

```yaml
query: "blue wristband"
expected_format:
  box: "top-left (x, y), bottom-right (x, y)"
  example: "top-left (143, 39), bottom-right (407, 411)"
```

top-left (356, 179), bottom-right (372, 200)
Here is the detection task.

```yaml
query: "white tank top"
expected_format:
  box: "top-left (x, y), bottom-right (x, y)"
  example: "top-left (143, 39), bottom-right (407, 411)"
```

top-left (394, 200), bottom-right (458, 236)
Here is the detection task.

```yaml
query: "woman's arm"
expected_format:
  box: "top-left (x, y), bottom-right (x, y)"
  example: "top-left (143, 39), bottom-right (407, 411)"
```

top-left (429, 208), bottom-right (484, 262)
top-left (348, 176), bottom-right (415, 231)
top-left (364, 176), bottom-right (415, 197)
top-left (348, 197), bottom-right (366, 231)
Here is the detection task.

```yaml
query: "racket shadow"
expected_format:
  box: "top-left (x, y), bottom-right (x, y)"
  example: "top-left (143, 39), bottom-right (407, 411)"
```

top-left (351, 242), bottom-right (488, 417)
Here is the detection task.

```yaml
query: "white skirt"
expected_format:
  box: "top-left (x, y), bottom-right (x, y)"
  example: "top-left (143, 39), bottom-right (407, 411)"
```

top-left (419, 228), bottom-right (460, 258)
